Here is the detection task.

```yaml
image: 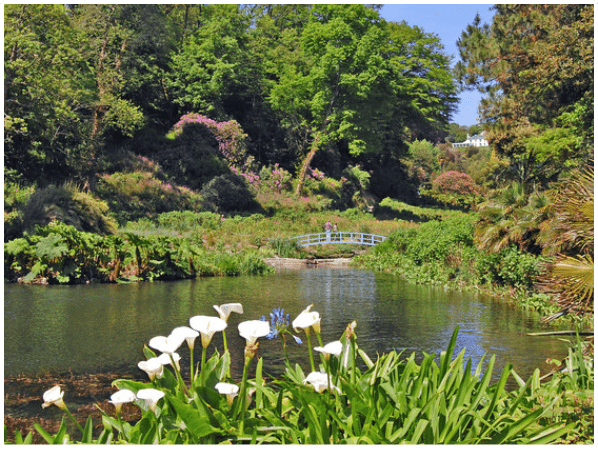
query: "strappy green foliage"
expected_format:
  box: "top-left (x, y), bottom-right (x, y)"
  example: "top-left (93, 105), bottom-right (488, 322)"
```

top-left (15, 324), bottom-right (592, 444)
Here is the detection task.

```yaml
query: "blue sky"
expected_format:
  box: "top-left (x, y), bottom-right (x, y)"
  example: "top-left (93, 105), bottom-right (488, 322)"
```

top-left (380, 3), bottom-right (497, 127)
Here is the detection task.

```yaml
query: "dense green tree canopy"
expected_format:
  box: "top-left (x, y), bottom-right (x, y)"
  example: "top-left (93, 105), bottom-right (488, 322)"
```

top-left (456, 4), bottom-right (593, 185)
top-left (4, 3), bottom-right (458, 193)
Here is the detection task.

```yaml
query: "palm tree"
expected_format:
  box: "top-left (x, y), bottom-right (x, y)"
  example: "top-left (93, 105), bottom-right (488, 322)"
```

top-left (474, 182), bottom-right (549, 254)
top-left (538, 164), bottom-right (594, 319)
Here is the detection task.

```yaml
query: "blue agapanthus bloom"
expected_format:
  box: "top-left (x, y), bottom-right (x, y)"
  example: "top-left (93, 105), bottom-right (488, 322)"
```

top-left (260, 308), bottom-right (302, 344)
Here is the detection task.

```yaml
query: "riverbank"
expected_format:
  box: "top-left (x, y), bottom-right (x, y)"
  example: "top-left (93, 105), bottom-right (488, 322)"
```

top-left (4, 371), bottom-right (143, 444)
top-left (263, 256), bottom-right (353, 269)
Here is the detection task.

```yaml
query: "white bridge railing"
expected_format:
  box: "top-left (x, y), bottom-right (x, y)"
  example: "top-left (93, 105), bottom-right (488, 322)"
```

top-left (292, 232), bottom-right (386, 248)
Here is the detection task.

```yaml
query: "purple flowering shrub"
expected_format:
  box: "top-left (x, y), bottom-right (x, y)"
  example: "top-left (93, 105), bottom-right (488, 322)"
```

top-left (168, 113), bottom-right (248, 167)
top-left (263, 164), bottom-right (293, 193)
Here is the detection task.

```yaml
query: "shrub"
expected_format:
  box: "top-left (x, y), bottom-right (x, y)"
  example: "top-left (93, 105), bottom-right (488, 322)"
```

top-left (96, 171), bottom-right (203, 224)
top-left (20, 184), bottom-right (117, 235)
top-left (432, 171), bottom-right (483, 196)
top-left (200, 174), bottom-right (260, 213)
top-left (167, 113), bottom-right (248, 167)
top-left (158, 123), bottom-right (229, 191)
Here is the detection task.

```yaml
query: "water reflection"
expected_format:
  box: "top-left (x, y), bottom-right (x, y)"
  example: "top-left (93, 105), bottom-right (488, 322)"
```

top-left (4, 269), bottom-right (571, 382)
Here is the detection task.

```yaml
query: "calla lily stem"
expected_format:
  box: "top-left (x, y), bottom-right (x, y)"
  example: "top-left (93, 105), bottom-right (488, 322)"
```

top-left (170, 354), bottom-right (190, 397)
top-left (305, 329), bottom-right (316, 373)
top-left (62, 404), bottom-right (85, 435)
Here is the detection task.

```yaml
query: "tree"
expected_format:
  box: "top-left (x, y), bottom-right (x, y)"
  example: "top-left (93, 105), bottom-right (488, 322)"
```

top-left (4, 5), bottom-right (91, 184)
top-left (538, 165), bottom-right (594, 318)
top-left (474, 182), bottom-right (550, 254)
top-left (4, 5), bottom-right (147, 187)
top-left (69, 5), bottom-right (146, 189)
top-left (267, 5), bottom-right (457, 195)
top-left (456, 5), bottom-right (594, 184)
top-left (168, 5), bottom-right (254, 121)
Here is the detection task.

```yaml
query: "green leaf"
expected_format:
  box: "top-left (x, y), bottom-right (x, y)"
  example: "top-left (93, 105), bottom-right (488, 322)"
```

top-left (168, 396), bottom-right (221, 441)
top-left (33, 422), bottom-right (56, 444)
top-left (489, 408), bottom-right (544, 444)
top-left (81, 416), bottom-right (94, 443)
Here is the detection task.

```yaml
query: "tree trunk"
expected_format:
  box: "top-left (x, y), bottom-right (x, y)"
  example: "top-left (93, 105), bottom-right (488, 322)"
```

top-left (295, 134), bottom-right (320, 196)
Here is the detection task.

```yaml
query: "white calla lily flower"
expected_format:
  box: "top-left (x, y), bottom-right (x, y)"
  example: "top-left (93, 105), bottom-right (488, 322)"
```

top-left (149, 334), bottom-right (184, 354)
top-left (215, 382), bottom-right (239, 406)
top-left (314, 340), bottom-right (343, 358)
top-left (42, 385), bottom-right (66, 410)
top-left (303, 371), bottom-right (340, 394)
top-left (137, 388), bottom-right (165, 412)
top-left (109, 389), bottom-right (136, 413)
top-left (138, 357), bottom-right (164, 380)
top-left (189, 315), bottom-right (228, 348)
top-left (158, 352), bottom-right (181, 371)
top-left (292, 304), bottom-right (321, 333)
top-left (213, 303), bottom-right (244, 322)
top-left (215, 382), bottom-right (239, 396)
top-left (238, 320), bottom-right (270, 346)
top-left (170, 326), bottom-right (199, 351)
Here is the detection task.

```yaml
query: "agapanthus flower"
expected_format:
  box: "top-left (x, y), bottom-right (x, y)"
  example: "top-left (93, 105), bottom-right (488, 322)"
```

top-left (259, 307), bottom-right (302, 344)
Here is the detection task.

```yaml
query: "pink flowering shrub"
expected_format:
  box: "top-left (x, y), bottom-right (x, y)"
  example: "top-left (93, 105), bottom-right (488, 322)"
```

top-left (168, 113), bottom-right (248, 167)
top-left (432, 171), bottom-right (482, 196)
top-left (261, 163), bottom-right (292, 193)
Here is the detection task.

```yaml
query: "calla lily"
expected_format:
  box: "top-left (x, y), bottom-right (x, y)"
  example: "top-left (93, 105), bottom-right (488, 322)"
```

top-left (189, 315), bottom-right (228, 348)
top-left (215, 382), bottom-right (239, 406)
top-left (136, 388), bottom-right (165, 413)
top-left (213, 303), bottom-right (244, 322)
top-left (170, 326), bottom-right (199, 351)
top-left (303, 371), bottom-right (340, 394)
top-left (238, 320), bottom-right (270, 346)
top-left (215, 382), bottom-right (239, 396)
top-left (149, 334), bottom-right (185, 354)
top-left (138, 357), bottom-right (164, 380)
top-left (158, 352), bottom-right (181, 371)
top-left (292, 304), bottom-right (321, 334)
top-left (109, 389), bottom-right (136, 414)
top-left (42, 385), bottom-right (66, 410)
top-left (314, 340), bottom-right (343, 358)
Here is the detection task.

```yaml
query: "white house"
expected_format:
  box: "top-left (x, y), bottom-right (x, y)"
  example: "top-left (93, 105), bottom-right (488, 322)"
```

top-left (452, 132), bottom-right (488, 148)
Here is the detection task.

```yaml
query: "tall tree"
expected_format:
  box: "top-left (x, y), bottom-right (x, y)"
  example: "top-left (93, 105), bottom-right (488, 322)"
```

top-left (168, 4), bottom-right (255, 121)
top-left (456, 5), bottom-right (594, 185)
top-left (69, 4), bottom-right (145, 189)
top-left (267, 5), bottom-right (457, 195)
top-left (4, 4), bottom-right (90, 184)
top-left (4, 5), bottom-right (147, 187)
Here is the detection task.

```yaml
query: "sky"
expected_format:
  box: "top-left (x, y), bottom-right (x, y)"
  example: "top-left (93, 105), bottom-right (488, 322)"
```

top-left (380, 3), bottom-right (497, 127)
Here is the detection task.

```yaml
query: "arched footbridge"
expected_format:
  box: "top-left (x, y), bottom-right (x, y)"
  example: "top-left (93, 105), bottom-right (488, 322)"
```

top-left (292, 232), bottom-right (386, 247)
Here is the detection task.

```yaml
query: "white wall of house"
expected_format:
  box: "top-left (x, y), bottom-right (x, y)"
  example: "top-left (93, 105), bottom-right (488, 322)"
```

top-left (452, 132), bottom-right (488, 148)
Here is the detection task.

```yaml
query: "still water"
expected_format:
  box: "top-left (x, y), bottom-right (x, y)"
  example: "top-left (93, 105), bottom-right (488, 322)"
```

top-left (4, 268), bottom-right (570, 381)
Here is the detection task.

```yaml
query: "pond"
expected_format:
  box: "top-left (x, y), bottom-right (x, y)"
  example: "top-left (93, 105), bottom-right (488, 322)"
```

top-left (4, 267), bottom-right (571, 383)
